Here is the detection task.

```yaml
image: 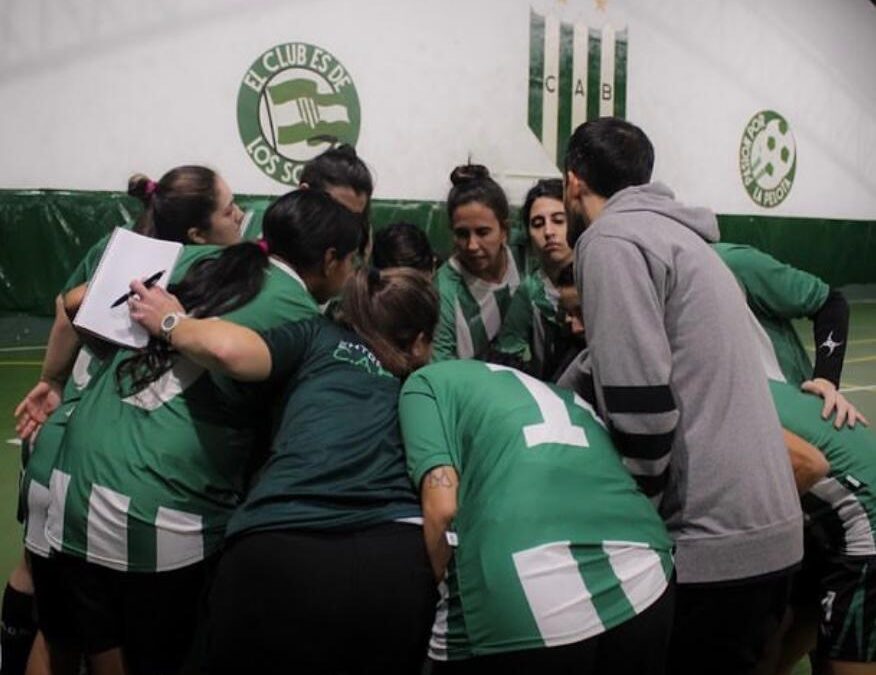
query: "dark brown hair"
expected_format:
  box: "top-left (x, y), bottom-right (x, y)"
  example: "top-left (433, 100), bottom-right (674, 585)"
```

top-left (300, 144), bottom-right (373, 198)
top-left (521, 178), bottom-right (564, 228)
top-left (128, 166), bottom-right (219, 242)
top-left (565, 118), bottom-right (654, 198)
top-left (446, 163), bottom-right (509, 228)
top-left (263, 189), bottom-right (362, 272)
top-left (372, 222), bottom-right (435, 273)
top-left (300, 144), bottom-right (373, 255)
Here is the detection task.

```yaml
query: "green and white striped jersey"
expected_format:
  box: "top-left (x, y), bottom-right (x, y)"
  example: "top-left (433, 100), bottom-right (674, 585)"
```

top-left (494, 269), bottom-right (562, 376)
top-left (769, 379), bottom-right (876, 557)
top-left (399, 361), bottom-right (673, 660)
top-left (44, 256), bottom-right (320, 572)
top-left (432, 249), bottom-right (520, 361)
top-left (22, 346), bottom-right (106, 558)
top-left (22, 232), bottom-right (132, 557)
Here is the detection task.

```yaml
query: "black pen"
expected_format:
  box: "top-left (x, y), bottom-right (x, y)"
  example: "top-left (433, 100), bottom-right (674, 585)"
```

top-left (110, 270), bottom-right (165, 308)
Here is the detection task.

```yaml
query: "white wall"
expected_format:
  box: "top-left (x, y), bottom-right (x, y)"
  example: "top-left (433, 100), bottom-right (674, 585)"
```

top-left (1, 0), bottom-right (874, 219)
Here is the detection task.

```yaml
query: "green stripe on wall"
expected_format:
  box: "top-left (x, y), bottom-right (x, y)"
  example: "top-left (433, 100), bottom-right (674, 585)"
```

top-left (614, 30), bottom-right (628, 119)
top-left (0, 190), bottom-right (874, 314)
top-left (718, 214), bottom-right (876, 287)
top-left (587, 30), bottom-right (602, 120)
top-left (528, 11), bottom-right (545, 141)
top-left (557, 22), bottom-right (575, 167)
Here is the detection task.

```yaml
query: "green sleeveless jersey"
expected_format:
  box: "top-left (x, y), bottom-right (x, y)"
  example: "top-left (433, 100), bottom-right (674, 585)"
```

top-left (432, 250), bottom-right (520, 362)
top-left (399, 361), bottom-right (673, 660)
top-left (493, 269), bottom-right (564, 377)
top-left (44, 256), bottom-right (319, 572)
top-left (769, 379), bottom-right (876, 557)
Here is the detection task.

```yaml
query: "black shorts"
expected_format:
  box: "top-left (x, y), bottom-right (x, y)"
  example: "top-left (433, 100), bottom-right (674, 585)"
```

top-left (31, 551), bottom-right (214, 674)
top-left (813, 555), bottom-right (876, 662)
top-left (790, 531), bottom-right (828, 607)
top-left (668, 569), bottom-right (793, 675)
top-left (207, 522), bottom-right (437, 675)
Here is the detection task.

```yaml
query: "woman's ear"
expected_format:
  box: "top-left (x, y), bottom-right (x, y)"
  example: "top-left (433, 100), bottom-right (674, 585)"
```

top-left (322, 247), bottom-right (339, 277)
top-left (187, 227), bottom-right (209, 245)
top-left (410, 332), bottom-right (433, 368)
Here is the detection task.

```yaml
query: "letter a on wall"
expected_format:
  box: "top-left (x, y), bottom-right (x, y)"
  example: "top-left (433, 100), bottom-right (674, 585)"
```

top-left (528, 11), bottom-right (628, 170)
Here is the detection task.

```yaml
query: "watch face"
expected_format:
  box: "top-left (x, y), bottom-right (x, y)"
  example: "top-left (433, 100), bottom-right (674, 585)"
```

top-left (161, 313), bottom-right (179, 332)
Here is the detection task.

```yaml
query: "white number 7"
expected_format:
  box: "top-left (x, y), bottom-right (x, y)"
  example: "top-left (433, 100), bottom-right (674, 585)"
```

top-left (487, 364), bottom-right (592, 449)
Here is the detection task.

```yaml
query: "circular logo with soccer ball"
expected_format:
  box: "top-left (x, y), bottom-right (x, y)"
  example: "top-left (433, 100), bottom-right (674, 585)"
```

top-left (237, 43), bottom-right (361, 186)
top-left (739, 110), bottom-right (796, 208)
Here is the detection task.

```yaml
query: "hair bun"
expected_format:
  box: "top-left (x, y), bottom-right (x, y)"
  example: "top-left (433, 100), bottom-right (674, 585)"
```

top-left (127, 173), bottom-right (154, 204)
top-left (450, 163), bottom-right (491, 186)
top-left (332, 143), bottom-right (358, 160)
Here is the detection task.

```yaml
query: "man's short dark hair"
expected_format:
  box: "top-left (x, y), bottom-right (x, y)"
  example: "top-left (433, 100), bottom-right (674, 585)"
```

top-left (564, 118), bottom-right (655, 199)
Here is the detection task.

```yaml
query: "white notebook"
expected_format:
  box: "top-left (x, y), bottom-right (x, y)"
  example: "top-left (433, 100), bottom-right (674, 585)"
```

top-left (73, 227), bottom-right (183, 349)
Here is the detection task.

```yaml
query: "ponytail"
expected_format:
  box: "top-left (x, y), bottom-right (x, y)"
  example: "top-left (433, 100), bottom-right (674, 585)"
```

top-left (341, 267), bottom-right (438, 379)
top-left (128, 166), bottom-right (219, 243)
top-left (128, 173), bottom-right (158, 236)
top-left (115, 242), bottom-right (269, 393)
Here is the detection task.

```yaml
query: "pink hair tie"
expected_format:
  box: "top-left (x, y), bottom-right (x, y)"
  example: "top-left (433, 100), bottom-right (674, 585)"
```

top-left (144, 180), bottom-right (158, 197)
top-left (256, 239), bottom-right (269, 254)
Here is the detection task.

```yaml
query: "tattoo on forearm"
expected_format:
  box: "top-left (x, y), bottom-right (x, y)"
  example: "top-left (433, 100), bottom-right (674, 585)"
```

top-left (427, 468), bottom-right (455, 489)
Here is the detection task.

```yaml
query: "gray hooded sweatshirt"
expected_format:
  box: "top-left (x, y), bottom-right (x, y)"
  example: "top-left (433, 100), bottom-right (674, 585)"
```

top-left (571, 182), bottom-right (802, 584)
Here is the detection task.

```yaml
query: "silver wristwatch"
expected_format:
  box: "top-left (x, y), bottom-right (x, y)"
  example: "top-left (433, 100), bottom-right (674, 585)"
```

top-left (159, 312), bottom-right (187, 342)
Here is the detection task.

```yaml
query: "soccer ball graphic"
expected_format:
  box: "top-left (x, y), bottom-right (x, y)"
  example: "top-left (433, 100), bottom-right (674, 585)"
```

top-left (750, 118), bottom-right (796, 191)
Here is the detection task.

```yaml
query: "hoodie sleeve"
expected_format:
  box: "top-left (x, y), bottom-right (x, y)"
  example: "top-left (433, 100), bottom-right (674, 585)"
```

top-left (578, 235), bottom-right (679, 503)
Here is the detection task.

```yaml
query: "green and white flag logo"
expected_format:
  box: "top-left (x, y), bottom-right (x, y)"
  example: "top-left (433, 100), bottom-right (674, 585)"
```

top-left (237, 43), bottom-right (361, 186)
top-left (739, 110), bottom-right (796, 208)
top-left (528, 11), bottom-right (628, 170)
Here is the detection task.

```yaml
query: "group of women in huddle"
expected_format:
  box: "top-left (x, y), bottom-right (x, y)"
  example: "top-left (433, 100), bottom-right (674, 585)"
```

top-left (7, 141), bottom-right (876, 675)
top-left (5, 146), bottom-right (673, 675)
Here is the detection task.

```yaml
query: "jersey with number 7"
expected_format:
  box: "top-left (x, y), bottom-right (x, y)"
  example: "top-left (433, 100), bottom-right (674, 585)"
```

top-left (399, 360), bottom-right (674, 660)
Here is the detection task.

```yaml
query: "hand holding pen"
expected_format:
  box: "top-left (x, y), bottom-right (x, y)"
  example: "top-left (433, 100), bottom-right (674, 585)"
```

top-left (110, 270), bottom-right (165, 308)
top-left (126, 278), bottom-right (186, 337)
